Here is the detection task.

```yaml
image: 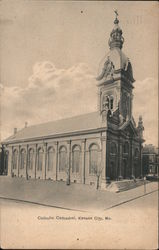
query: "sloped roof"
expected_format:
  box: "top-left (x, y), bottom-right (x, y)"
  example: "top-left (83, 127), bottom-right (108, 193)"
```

top-left (3, 111), bottom-right (104, 143)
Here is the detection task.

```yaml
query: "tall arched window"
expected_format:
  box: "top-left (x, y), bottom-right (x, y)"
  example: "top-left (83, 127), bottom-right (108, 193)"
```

top-left (72, 145), bottom-right (81, 173)
top-left (59, 146), bottom-right (67, 172)
top-left (89, 144), bottom-right (100, 175)
top-left (20, 149), bottom-right (26, 169)
top-left (13, 149), bottom-right (18, 169)
top-left (48, 147), bottom-right (54, 171)
top-left (28, 148), bottom-right (34, 169)
top-left (37, 148), bottom-right (43, 171)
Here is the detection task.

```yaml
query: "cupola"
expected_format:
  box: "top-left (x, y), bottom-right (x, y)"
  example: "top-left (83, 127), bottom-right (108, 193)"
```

top-left (108, 10), bottom-right (124, 50)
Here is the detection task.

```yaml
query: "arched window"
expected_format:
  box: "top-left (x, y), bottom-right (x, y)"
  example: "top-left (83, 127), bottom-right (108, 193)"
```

top-left (59, 146), bottom-right (67, 172)
top-left (13, 149), bottom-right (18, 169)
top-left (102, 95), bottom-right (109, 110)
top-left (110, 96), bottom-right (114, 110)
top-left (89, 144), bottom-right (100, 175)
top-left (72, 145), bottom-right (81, 173)
top-left (28, 148), bottom-right (34, 169)
top-left (48, 147), bottom-right (54, 171)
top-left (110, 142), bottom-right (117, 155)
top-left (102, 95), bottom-right (114, 111)
top-left (37, 148), bottom-right (43, 171)
top-left (123, 142), bottom-right (129, 154)
top-left (20, 149), bottom-right (26, 169)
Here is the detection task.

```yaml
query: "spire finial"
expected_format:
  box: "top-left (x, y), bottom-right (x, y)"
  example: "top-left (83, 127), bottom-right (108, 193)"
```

top-left (114, 9), bottom-right (119, 24)
top-left (108, 10), bottom-right (124, 49)
top-left (114, 9), bottom-right (118, 19)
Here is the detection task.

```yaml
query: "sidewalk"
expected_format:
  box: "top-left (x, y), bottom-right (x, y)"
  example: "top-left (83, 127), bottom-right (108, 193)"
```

top-left (0, 176), bottom-right (158, 211)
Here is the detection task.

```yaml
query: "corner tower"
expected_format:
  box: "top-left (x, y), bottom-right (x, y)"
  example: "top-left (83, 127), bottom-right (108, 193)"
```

top-left (97, 11), bottom-right (135, 124)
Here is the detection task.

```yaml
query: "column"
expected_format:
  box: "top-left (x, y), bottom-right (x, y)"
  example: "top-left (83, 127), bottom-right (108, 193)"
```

top-left (81, 139), bottom-right (86, 184)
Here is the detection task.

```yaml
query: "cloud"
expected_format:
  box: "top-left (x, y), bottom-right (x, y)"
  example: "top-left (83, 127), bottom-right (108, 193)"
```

top-left (1, 62), bottom-right (158, 147)
top-left (1, 62), bottom-right (97, 140)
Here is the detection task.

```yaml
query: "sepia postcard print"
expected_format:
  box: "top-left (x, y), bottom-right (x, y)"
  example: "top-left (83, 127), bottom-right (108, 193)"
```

top-left (0, 1), bottom-right (158, 249)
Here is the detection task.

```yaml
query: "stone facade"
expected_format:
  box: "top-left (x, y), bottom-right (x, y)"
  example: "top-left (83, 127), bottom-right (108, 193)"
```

top-left (5, 132), bottom-right (107, 187)
top-left (2, 14), bottom-right (144, 189)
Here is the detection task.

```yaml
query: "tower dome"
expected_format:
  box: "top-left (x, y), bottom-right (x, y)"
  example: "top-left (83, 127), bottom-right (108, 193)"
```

top-left (97, 11), bottom-right (135, 83)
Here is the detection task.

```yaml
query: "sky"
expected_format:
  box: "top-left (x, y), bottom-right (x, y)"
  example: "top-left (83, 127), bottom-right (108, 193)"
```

top-left (0, 1), bottom-right (158, 146)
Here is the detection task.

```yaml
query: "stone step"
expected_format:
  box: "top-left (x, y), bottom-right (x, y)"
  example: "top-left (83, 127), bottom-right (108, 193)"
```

top-left (107, 179), bottom-right (149, 192)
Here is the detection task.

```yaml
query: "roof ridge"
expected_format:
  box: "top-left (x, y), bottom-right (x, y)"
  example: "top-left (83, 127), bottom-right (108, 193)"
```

top-left (3, 111), bottom-right (99, 142)
top-left (25, 111), bottom-right (98, 129)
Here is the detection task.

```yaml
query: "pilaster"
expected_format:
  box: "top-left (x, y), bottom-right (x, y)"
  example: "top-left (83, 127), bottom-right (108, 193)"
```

top-left (7, 146), bottom-right (12, 177)
top-left (26, 145), bottom-right (29, 179)
top-left (18, 145), bottom-right (21, 177)
top-left (35, 144), bottom-right (38, 179)
top-left (81, 139), bottom-right (86, 184)
top-left (43, 143), bottom-right (47, 179)
top-left (66, 140), bottom-right (71, 184)
top-left (100, 136), bottom-right (107, 189)
top-left (118, 141), bottom-right (123, 179)
top-left (131, 142), bottom-right (135, 177)
top-left (55, 141), bottom-right (58, 181)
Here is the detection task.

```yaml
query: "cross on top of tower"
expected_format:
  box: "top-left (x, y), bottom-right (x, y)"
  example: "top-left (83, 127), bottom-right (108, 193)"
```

top-left (114, 9), bottom-right (118, 18)
top-left (114, 9), bottom-right (119, 24)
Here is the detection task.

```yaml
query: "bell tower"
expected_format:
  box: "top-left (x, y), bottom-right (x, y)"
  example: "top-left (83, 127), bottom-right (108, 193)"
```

top-left (97, 11), bottom-right (135, 125)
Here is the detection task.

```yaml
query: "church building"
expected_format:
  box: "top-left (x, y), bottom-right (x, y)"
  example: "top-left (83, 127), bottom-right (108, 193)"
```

top-left (2, 14), bottom-right (144, 189)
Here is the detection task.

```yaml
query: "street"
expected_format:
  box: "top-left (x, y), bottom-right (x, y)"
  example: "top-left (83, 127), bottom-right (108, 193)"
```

top-left (0, 190), bottom-right (158, 249)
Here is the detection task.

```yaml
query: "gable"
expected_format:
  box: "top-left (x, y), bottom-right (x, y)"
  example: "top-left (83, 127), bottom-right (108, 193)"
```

top-left (119, 119), bottom-right (138, 137)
